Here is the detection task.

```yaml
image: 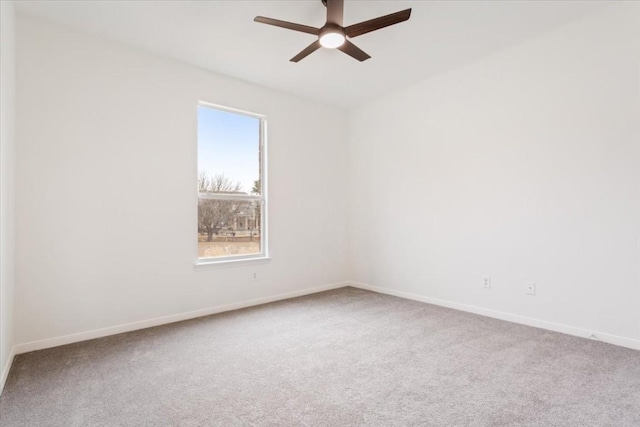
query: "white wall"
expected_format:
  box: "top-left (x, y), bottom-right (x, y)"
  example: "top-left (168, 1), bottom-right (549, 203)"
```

top-left (349, 3), bottom-right (640, 346)
top-left (15, 16), bottom-right (349, 346)
top-left (0, 0), bottom-right (17, 388)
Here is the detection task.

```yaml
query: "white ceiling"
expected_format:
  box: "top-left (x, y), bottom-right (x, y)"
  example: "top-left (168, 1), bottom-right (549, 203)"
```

top-left (15, 0), bottom-right (610, 108)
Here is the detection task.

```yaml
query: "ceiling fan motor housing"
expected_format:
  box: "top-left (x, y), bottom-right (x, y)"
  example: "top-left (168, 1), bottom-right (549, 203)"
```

top-left (321, 23), bottom-right (344, 36)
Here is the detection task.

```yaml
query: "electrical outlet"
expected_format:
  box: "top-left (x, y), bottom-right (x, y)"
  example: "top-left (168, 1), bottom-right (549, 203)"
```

top-left (251, 272), bottom-right (258, 281)
top-left (483, 277), bottom-right (491, 289)
top-left (526, 282), bottom-right (536, 295)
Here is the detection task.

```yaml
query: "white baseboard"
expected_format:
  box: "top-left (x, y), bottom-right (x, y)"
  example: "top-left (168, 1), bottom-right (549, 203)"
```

top-left (349, 281), bottom-right (640, 351)
top-left (0, 346), bottom-right (16, 395)
top-left (11, 280), bottom-right (640, 359)
top-left (14, 281), bottom-right (349, 355)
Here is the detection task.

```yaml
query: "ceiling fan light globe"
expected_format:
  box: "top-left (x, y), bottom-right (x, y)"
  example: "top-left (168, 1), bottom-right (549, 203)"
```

top-left (319, 32), bottom-right (345, 49)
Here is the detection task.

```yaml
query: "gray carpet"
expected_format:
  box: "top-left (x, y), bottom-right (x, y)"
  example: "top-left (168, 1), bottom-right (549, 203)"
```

top-left (1, 287), bottom-right (640, 426)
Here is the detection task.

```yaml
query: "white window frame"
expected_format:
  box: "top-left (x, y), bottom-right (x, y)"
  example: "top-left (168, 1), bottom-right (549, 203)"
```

top-left (195, 101), bottom-right (268, 266)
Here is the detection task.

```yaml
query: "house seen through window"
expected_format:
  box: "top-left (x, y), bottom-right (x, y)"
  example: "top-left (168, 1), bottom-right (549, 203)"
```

top-left (197, 102), bottom-right (266, 262)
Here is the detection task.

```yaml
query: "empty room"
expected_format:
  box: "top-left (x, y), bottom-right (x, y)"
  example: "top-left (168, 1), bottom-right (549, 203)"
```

top-left (1, 0), bottom-right (639, 425)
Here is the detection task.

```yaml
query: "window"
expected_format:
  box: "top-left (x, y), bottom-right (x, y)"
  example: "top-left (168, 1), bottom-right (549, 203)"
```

top-left (197, 102), bottom-right (267, 263)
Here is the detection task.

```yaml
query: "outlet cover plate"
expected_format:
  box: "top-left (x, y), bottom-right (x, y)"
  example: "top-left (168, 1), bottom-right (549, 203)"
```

top-left (526, 282), bottom-right (536, 295)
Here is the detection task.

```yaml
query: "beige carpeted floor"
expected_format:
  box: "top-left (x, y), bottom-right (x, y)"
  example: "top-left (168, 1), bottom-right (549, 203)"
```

top-left (1, 287), bottom-right (639, 426)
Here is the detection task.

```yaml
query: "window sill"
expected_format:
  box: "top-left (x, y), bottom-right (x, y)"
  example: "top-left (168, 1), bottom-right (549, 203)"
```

top-left (194, 256), bottom-right (271, 270)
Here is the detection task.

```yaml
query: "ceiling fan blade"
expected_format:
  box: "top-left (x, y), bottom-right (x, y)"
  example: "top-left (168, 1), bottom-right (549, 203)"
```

top-left (344, 9), bottom-right (412, 38)
top-left (326, 0), bottom-right (344, 26)
top-left (290, 40), bottom-right (322, 62)
top-left (254, 16), bottom-right (320, 35)
top-left (337, 40), bottom-right (371, 62)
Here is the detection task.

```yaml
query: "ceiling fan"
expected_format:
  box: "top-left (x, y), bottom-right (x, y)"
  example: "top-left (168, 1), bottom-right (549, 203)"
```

top-left (254, 0), bottom-right (412, 62)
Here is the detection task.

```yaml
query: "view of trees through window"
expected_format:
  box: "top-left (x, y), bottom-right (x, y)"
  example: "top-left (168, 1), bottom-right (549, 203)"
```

top-left (197, 103), bottom-right (264, 260)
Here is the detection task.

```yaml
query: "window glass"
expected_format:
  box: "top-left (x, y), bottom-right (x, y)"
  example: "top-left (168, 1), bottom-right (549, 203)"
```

top-left (197, 104), bottom-right (265, 261)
